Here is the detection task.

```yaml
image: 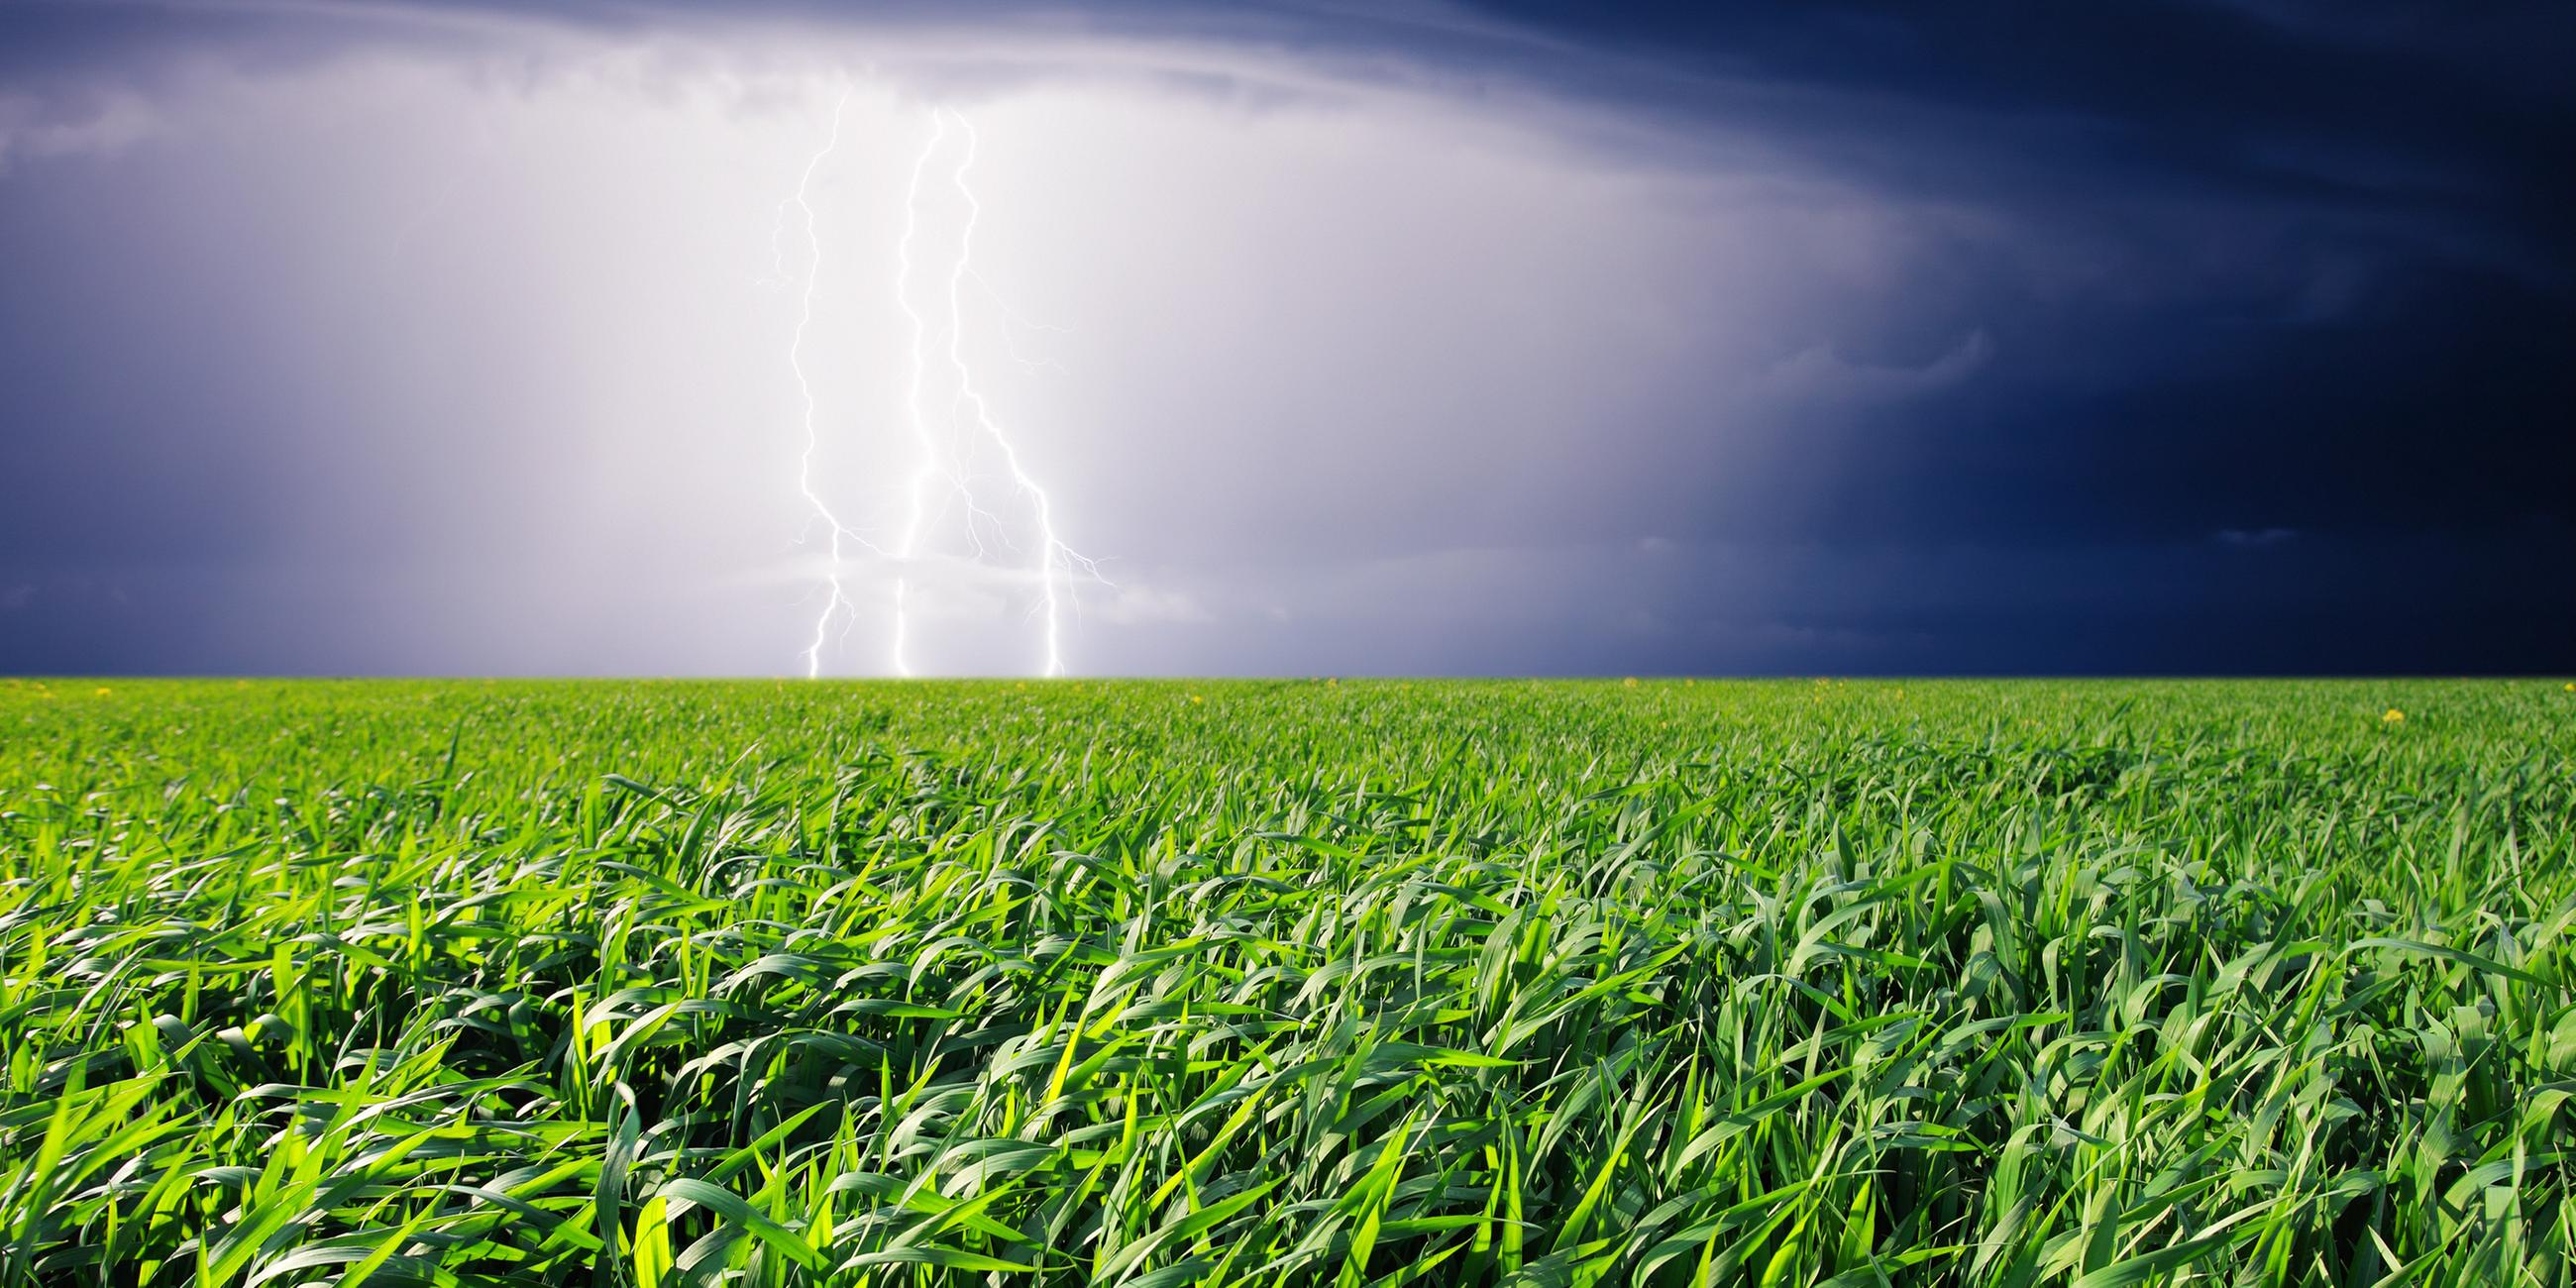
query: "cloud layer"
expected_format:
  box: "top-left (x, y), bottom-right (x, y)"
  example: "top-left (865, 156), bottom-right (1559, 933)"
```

top-left (2, 1), bottom-right (2568, 675)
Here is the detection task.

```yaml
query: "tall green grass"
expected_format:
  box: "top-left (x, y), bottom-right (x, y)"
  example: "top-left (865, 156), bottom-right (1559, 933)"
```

top-left (1, 677), bottom-right (2570, 1285)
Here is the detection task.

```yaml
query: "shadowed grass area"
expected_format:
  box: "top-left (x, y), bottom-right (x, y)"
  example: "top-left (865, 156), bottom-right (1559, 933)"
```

top-left (1, 677), bottom-right (2571, 1285)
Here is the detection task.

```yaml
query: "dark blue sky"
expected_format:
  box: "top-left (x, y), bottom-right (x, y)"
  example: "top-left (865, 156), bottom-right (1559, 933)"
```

top-left (2, 1), bottom-right (2569, 676)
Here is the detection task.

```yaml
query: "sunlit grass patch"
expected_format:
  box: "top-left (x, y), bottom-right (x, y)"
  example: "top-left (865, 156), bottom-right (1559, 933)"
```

top-left (1, 678), bottom-right (2571, 1285)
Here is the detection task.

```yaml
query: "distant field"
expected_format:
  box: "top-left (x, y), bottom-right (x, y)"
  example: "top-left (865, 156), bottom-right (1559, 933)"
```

top-left (2, 678), bottom-right (2571, 1286)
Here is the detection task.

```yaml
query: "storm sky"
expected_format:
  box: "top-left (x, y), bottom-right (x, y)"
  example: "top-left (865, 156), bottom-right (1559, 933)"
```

top-left (3, 0), bottom-right (2570, 676)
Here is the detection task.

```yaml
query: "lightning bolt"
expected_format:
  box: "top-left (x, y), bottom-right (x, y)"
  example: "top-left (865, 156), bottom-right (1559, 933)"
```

top-left (784, 89), bottom-right (880, 680)
top-left (891, 108), bottom-right (1102, 679)
top-left (782, 98), bottom-right (1101, 679)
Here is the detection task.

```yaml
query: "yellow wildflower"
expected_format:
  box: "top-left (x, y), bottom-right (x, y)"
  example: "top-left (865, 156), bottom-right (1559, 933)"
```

top-left (2382, 708), bottom-right (2405, 724)
top-left (1189, 694), bottom-right (1203, 704)
top-left (1623, 677), bottom-right (1640, 689)
top-left (93, 688), bottom-right (111, 697)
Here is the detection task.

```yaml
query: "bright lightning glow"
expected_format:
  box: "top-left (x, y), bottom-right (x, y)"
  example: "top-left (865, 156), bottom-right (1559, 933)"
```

top-left (888, 112), bottom-right (946, 681)
top-left (784, 99), bottom-right (1102, 679)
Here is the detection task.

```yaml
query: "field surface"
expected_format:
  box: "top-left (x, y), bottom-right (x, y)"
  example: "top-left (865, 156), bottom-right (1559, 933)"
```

top-left (2, 678), bottom-right (2572, 1287)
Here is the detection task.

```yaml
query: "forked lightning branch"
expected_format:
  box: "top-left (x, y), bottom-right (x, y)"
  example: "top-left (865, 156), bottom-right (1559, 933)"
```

top-left (784, 94), bottom-right (1103, 680)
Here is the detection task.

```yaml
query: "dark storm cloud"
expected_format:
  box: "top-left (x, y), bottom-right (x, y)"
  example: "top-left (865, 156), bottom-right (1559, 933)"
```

top-left (1399, 0), bottom-right (2576, 670)
top-left (1, 0), bottom-right (2569, 675)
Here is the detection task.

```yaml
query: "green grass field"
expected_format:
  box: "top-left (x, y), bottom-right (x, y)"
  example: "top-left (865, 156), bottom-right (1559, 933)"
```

top-left (2, 678), bottom-right (2571, 1286)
